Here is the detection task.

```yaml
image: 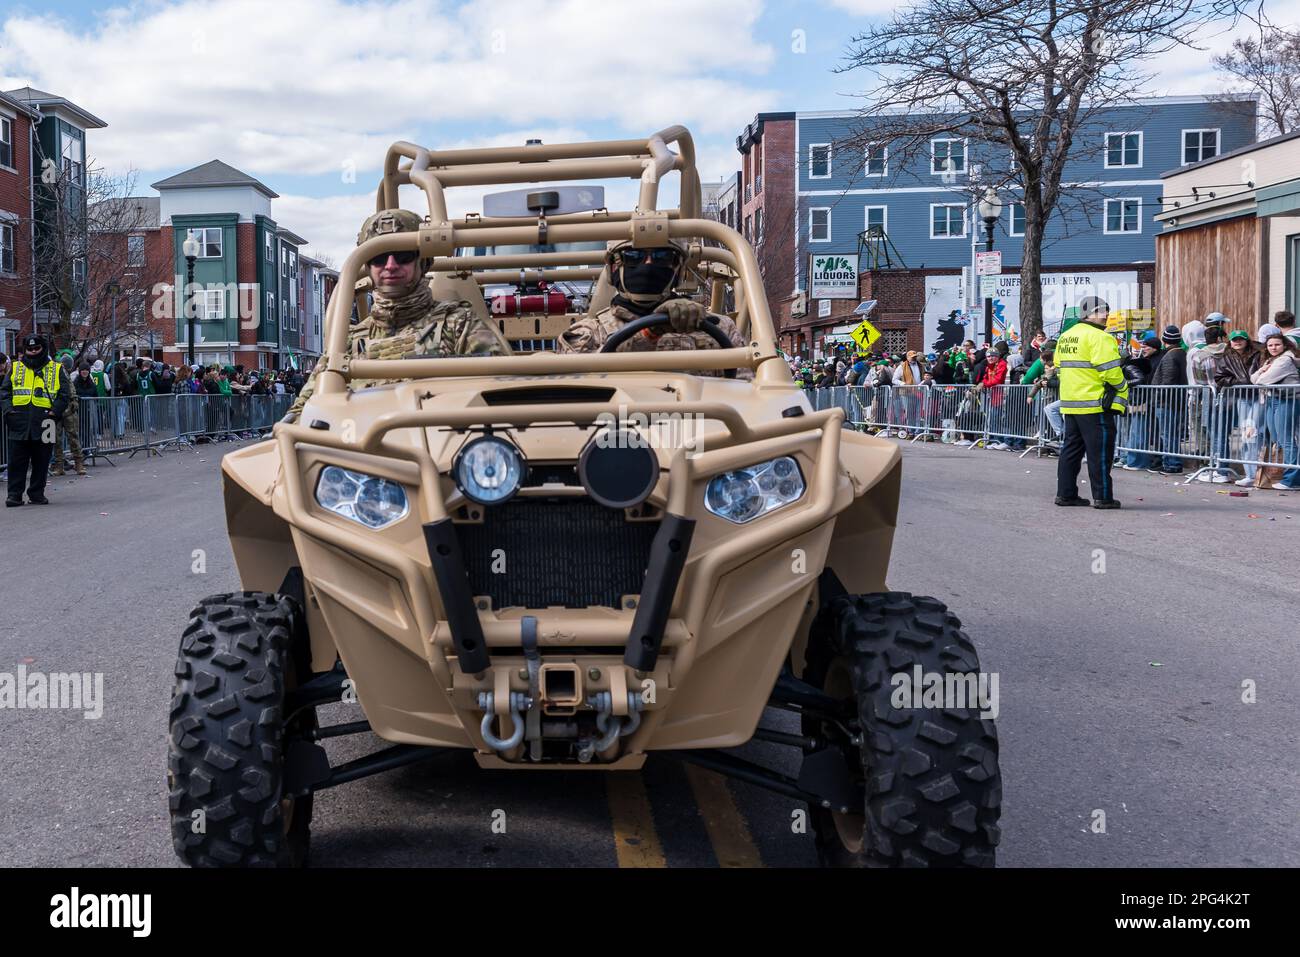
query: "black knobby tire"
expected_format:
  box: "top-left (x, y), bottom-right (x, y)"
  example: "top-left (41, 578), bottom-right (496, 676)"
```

top-left (167, 591), bottom-right (314, 867)
top-left (802, 591), bottom-right (1001, 867)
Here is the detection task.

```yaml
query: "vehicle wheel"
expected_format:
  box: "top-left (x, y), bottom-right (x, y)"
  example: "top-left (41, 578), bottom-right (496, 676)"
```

top-left (802, 591), bottom-right (1001, 867)
top-left (167, 591), bottom-right (315, 867)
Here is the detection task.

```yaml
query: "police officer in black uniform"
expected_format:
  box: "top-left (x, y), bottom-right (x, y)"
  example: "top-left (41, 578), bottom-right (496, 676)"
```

top-left (2, 334), bottom-right (72, 506)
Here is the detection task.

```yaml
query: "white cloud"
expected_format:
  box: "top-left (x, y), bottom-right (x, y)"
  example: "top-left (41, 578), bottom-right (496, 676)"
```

top-left (1142, 2), bottom-right (1300, 97)
top-left (0, 0), bottom-right (774, 178)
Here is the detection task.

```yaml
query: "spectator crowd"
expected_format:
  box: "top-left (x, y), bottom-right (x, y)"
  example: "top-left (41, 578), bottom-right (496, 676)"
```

top-left (796, 309), bottom-right (1300, 490)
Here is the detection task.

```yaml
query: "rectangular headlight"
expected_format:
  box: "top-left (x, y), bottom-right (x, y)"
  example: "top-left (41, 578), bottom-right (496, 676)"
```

top-left (704, 456), bottom-right (805, 524)
top-left (315, 465), bottom-right (409, 529)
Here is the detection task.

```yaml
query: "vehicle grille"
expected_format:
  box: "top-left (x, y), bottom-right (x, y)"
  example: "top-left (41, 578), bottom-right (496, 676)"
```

top-left (455, 498), bottom-right (659, 609)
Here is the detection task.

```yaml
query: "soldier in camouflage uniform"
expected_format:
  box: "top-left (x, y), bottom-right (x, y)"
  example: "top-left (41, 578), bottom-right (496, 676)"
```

top-left (51, 354), bottom-right (85, 475)
top-left (286, 209), bottom-right (510, 421)
top-left (557, 240), bottom-right (747, 378)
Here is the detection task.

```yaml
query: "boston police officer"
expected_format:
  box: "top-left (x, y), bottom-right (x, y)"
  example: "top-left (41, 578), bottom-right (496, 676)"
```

top-left (1054, 296), bottom-right (1129, 509)
top-left (2, 334), bottom-right (72, 506)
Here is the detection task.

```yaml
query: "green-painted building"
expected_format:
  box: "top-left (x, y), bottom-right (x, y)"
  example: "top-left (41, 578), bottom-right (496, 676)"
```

top-left (152, 159), bottom-right (307, 369)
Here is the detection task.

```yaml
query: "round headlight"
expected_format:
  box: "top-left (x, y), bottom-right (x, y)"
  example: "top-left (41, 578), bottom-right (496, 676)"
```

top-left (578, 432), bottom-right (660, 509)
top-left (455, 436), bottom-right (525, 505)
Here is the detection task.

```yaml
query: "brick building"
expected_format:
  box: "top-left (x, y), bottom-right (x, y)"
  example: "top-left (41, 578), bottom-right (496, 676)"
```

top-left (0, 87), bottom-right (107, 355)
top-left (736, 113), bottom-right (796, 345)
top-left (0, 90), bottom-right (38, 356)
top-left (86, 195), bottom-right (174, 360)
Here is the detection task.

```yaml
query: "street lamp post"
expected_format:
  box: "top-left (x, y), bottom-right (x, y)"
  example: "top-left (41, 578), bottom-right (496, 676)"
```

top-left (977, 187), bottom-right (1003, 347)
top-left (182, 235), bottom-right (200, 366)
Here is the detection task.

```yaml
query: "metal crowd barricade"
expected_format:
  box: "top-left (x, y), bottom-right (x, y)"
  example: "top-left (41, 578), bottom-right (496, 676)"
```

top-left (144, 393), bottom-right (181, 454)
top-left (858, 385), bottom-right (889, 431)
top-left (1207, 383), bottom-right (1300, 481)
top-left (1115, 385), bottom-right (1214, 473)
top-left (176, 393), bottom-right (208, 441)
top-left (16, 393), bottom-right (301, 466)
top-left (981, 384), bottom-right (1040, 449)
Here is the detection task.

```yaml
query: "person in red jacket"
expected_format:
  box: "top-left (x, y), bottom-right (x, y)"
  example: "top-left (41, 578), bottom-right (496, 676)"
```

top-left (982, 341), bottom-right (1017, 449)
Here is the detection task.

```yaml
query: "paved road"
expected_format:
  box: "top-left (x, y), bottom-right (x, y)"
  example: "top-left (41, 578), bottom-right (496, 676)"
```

top-left (1, 438), bottom-right (1296, 867)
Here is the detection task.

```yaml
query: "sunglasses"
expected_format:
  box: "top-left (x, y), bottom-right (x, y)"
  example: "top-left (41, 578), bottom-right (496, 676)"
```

top-left (618, 248), bottom-right (680, 267)
top-left (368, 250), bottom-right (419, 269)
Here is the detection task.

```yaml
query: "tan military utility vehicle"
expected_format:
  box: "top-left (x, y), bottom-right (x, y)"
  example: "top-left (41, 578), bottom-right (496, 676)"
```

top-left (166, 128), bottom-right (1001, 867)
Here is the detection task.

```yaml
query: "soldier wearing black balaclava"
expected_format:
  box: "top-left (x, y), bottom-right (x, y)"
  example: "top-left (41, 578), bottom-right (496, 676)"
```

top-left (2, 334), bottom-right (72, 505)
top-left (557, 240), bottom-right (746, 375)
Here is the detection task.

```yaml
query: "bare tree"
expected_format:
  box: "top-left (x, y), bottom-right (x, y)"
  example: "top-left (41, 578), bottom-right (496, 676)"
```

top-left (838, 0), bottom-right (1249, 345)
top-left (13, 137), bottom-right (171, 360)
top-left (1213, 19), bottom-right (1300, 137)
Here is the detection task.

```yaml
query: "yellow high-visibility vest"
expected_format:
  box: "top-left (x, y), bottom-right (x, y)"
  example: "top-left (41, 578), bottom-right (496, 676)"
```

top-left (1055, 321), bottom-right (1129, 414)
top-left (9, 360), bottom-right (62, 409)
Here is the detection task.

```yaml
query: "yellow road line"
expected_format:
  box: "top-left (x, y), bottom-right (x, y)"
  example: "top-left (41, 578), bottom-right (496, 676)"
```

top-left (684, 764), bottom-right (764, 868)
top-left (606, 772), bottom-right (667, 868)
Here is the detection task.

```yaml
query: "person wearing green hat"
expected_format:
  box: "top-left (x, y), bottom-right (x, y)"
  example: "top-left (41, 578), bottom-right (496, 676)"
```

top-left (1213, 330), bottom-right (1264, 485)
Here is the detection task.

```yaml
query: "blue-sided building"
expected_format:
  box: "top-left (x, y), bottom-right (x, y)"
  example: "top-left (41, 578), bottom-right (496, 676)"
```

top-left (757, 95), bottom-right (1257, 356)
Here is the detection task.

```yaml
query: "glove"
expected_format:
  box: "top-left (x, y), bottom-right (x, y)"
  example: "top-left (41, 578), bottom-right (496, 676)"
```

top-left (659, 298), bottom-right (708, 334)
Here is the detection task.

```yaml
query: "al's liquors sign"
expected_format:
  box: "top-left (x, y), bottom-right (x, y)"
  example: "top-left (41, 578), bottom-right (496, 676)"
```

top-left (809, 254), bottom-right (858, 300)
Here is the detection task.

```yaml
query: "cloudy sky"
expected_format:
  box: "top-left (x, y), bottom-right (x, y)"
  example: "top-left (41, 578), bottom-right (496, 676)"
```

top-left (2, 0), bottom-right (1293, 262)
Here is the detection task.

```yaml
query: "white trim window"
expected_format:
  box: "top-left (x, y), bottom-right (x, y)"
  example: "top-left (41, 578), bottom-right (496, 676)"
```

top-left (1182, 128), bottom-right (1220, 165)
top-left (930, 138), bottom-right (966, 175)
top-left (0, 220), bottom-right (14, 273)
top-left (188, 227), bottom-right (222, 258)
top-left (0, 116), bottom-right (12, 170)
top-left (1104, 132), bottom-right (1142, 169)
top-left (72, 257), bottom-right (86, 285)
top-left (265, 233), bottom-right (274, 261)
top-left (61, 130), bottom-right (84, 185)
top-left (127, 290), bottom-right (146, 324)
top-left (201, 289), bottom-right (225, 322)
top-left (265, 290), bottom-right (275, 323)
top-left (281, 248), bottom-right (289, 279)
top-left (930, 203), bottom-right (966, 238)
top-left (864, 143), bottom-right (887, 177)
top-left (809, 143), bottom-right (831, 179)
top-left (1104, 198), bottom-right (1142, 234)
top-left (1008, 202), bottom-right (1026, 237)
top-left (864, 205), bottom-right (887, 239)
top-left (809, 206), bottom-right (832, 242)
top-left (127, 234), bottom-right (145, 267)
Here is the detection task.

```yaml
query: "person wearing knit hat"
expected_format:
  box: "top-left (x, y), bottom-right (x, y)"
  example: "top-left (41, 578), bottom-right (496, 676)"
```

top-left (1185, 319), bottom-right (1240, 482)
top-left (1148, 322), bottom-right (1191, 473)
top-left (1256, 322), bottom-right (1282, 343)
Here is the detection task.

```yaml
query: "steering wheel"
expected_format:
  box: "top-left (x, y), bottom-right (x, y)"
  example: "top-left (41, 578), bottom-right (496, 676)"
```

top-left (598, 313), bottom-right (738, 379)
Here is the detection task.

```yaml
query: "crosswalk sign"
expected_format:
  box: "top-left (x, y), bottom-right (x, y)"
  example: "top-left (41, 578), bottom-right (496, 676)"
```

top-left (850, 318), bottom-right (881, 351)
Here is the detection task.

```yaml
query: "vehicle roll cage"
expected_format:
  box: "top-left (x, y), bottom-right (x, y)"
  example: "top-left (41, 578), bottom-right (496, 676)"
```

top-left (316, 127), bottom-right (788, 397)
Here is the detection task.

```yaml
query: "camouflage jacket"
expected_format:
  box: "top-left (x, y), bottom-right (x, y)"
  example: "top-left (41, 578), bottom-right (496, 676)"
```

top-left (557, 303), bottom-right (748, 378)
top-left (286, 298), bottom-right (509, 419)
